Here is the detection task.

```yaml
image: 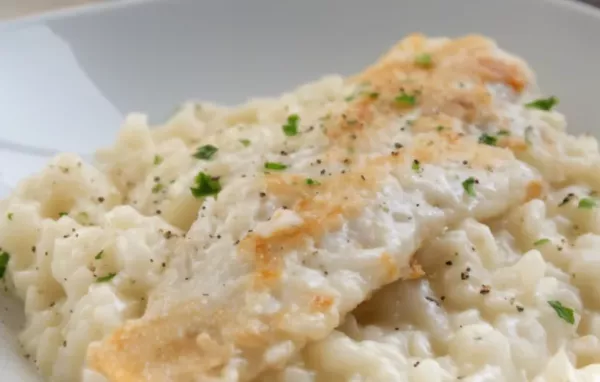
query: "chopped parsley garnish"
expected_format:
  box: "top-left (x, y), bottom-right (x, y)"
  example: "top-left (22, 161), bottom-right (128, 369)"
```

top-left (96, 273), bottom-right (117, 283)
top-left (395, 92), bottom-right (417, 106)
top-left (534, 238), bottom-right (550, 246)
top-left (151, 183), bottom-right (164, 194)
top-left (344, 95), bottom-right (355, 102)
top-left (478, 133), bottom-right (497, 146)
top-left (415, 53), bottom-right (432, 67)
top-left (578, 198), bottom-right (597, 209)
top-left (497, 130), bottom-right (510, 136)
top-left (153, 155), bottom-right (163, 165)
top-left (462, 177), bottom-right (477, 197)
top-left (240, 139), bottom-right (251, 147)
top-left (436, 125), bottom-right (445, 132)
top-left (0, 251), bottom-right (10, 279)
top-left (282, 114), bottom-right (300, 136)
top-left (306, 178), bottom-right (321, 186)
top-left (264, 162), bottom-right (288, 171)
top-left (58, 212), bottom-right (68, 217)
top-left (193, 144), bottom-right (218, 160)
top-left (368, 92), bottom-right (380, 100)
top-left (95, 250), bottom-right (104, 260)
top-left (7, 213), bottom-right (13, 221)
top-left (525, 96), bottom-right (559, 111)
top-left (548, 300), bottom-right (575, 324)
top-left (190, 172), bottom-right (222, 198)
top-left (411, 159), bottom-right (421, 172)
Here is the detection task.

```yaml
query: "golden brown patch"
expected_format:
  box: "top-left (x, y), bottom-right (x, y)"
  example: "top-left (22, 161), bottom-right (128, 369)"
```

top-left (525, 180), bottom-right (544, 202)
top-left (89, 304), bottom-right (226, 382)
top-left (499, 136), bottom-right (528, 153)
top-left (476, 56), bottom-right (528, 93)
top-left (310, 295), bottom-right (335, 312)
top-left (255, 268), bottom-right (281, 285)
top-left (324, 33), bottom-right (532, 160)
top-left (336, 33), bottom-right (531, 145)
top-left (239, 171), bottom-right (382, 281)
top-left (408, 256), bottom-right (426, 280)
top-left (380, 252), bottom-right (400, 283)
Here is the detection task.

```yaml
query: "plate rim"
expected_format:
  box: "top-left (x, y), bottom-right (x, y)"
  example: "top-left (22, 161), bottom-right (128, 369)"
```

top-left (1, 0), bottom-right (600, 32)
top-left (0, 0), bottom-right (154, 30)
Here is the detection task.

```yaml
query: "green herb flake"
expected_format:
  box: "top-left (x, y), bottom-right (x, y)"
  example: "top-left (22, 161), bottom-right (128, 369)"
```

top-left (58, 212), bottom-right (68, 217)
top-left (282, 114), bottom-right (300, 136)
top-left (0, 251), bottom-right (10, 279)
top-left (264, 162), bottom-right (288, 171)
top-left (368, 92), bottom-right (380, 100)
top-left (525, 96), bottom-right (559, 111)
top-left (578, 198), bottom-right (597, 209)
top-left (344, 95), bottom-right (355, 102)
top-left (7, 213), bottom-right (13, 221)
top-left (306, 178), bottom-right (321, 186)
top-left (462, 177), bottom-right (478, 197)
top-left (436, 125), bottom-right (445, 132)
top-left (497, 130), bottom-right (510, 136)
top-left (190, 172), bottom-right (222, 199)
top-left (193, 144), bottom-right (218, 160)
top-left (548, 300), bottom-right (575, 324)
top-left (153, 155), bottom-right (163, 165)
top-left (415, 53), bottom-right (432, 67)
top-left (411, 159), bottom-right (421, 172)
top-left (151, 183), bottom-right (164, 194)
top-left (96, 272), bottom-right (117, 283)
top-left (534, 238), bottom-right (550, 246)
top-left (478, 133), bottom-right (498, 146)
top-left (395, 92), bottom-right (417, 106)
top-left (95, 250), bottom-right (104, 260)
top-left (240, 139), bottom-right (251, 147)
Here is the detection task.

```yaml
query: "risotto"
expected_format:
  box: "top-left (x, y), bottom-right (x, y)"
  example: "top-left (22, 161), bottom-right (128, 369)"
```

top-left (1, 34), bottom-right (600, 381)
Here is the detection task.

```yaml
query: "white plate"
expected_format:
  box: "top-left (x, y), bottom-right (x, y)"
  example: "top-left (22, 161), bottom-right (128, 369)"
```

top-left (1, 0), bottom-right (600, 379)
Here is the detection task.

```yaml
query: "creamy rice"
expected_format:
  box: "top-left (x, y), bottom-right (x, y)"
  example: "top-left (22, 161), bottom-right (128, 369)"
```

top-left (1, 34), bottom-right (600, 381)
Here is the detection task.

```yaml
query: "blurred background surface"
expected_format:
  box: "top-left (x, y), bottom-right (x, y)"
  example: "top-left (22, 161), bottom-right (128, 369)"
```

top-left (1, 0), bottom-right (599, 22)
